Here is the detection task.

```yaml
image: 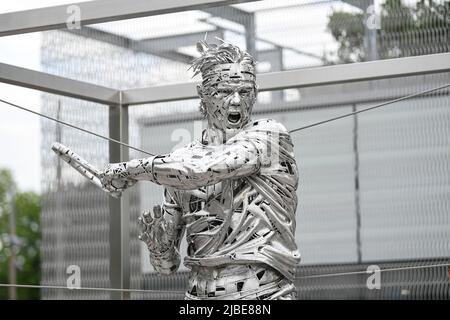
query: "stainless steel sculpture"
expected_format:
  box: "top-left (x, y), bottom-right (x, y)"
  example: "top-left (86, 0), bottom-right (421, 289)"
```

top-left (53, 40), bottom-right (300, 300)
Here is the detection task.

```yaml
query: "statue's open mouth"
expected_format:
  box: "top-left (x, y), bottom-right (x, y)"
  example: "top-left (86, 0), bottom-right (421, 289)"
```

top-left (228, 111), bottom-right (241, 124)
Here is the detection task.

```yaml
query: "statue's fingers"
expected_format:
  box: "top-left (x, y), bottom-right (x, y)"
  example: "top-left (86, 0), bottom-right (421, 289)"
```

top-left (153, 205), bottom-right (162, 218)
top-left (138, 216), bottom-right (150, 233)
top-left (142, 210), bottom-right (153, 224)
top-left (138, 216), bottom-right (145, 228)
top-left (138, 232), bottom-right (149, 243)
top-left (101, 184), bottom-right (115, 194)
top-left (110, 190), bottom-right (122, 198)
top-left (127, 179), bottom-right (137, 188)
top-left (111, 179), bottom-right (127, 189)
top-left (101, 183), bottom-right (122, 198)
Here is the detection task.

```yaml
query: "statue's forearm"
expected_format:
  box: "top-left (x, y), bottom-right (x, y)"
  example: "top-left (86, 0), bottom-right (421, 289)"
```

top-left (121, 140), bottom-right (261, 190)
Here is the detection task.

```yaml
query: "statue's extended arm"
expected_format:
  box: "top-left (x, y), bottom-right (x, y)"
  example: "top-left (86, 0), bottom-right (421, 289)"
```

top-left (138, 187), bottom-right (185, 274)
top-left (101, 134), bottom-right (263, 191)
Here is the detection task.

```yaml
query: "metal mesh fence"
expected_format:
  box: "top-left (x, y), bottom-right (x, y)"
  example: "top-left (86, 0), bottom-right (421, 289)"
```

top-left (40, 95), bottom-right (110, 299)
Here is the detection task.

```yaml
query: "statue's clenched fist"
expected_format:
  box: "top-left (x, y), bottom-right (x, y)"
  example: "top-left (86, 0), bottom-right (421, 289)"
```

top-left (99, 162), bottom-right (137, 197)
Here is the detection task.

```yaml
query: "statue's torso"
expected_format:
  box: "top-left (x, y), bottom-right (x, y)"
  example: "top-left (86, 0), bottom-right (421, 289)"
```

top-left (179, 175), bottom-right (298, 299)
top-left (173, 119), bottom-right (301, 299)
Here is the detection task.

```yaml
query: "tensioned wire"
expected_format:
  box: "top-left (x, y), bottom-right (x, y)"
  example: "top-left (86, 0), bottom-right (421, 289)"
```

top-left (288, 83), bottom-right (450, 133)
top-left (0, 83), bottom-right (449, 157)
top-left (0, 98), bottom-right (155, 156)
top-left (0, 262), bottom-right (448, 292)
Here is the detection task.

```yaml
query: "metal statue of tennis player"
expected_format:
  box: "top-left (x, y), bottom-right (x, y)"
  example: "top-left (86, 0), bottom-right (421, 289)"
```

top-left (52, 40), bottom-right (300, 300)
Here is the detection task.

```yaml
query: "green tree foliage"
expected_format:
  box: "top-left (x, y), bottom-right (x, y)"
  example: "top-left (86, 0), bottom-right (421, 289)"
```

top-left (0, 169), bottom-right (41, 300)
top-left (327, 10), bottom-right (365, 63)
top-left (325, 0), bottom-right (449, 63)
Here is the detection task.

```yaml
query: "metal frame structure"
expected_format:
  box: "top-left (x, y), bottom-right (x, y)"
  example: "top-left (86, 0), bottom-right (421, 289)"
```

top-left (2, 53), bottom-right (449, 105)
top-left (0, 0), bottom-right (449, 300)
top-left (0, 0), bottom-right (259, 36)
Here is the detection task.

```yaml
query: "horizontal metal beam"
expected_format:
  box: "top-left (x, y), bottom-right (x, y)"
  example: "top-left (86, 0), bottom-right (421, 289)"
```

top-left (0, 0), bottom-right (258, 37)
top-left (1, 53), bottom-right (449, 106)
top-left (138, 90), bottom-right (450, 128)
top-left (257, 52), bottom-right (450, 91)
top-left (67, 27), bottom-right (196, 64)
top-left (138, 80), bottom-right (450, 128)
top-left (139, 29), bottom-right (225, 53)
top-left (202, 6), bottom-right (252, 26)
top-left (122, 82), bottom-right (196, 105)
top-left (121, 53), bottom-right (450, 105)
top-left (342, 0), bottom-right (372, 10)
top-left (0, 63), bottom-right (120, 105)
top-left (201, 18), bottom-right (323, 60)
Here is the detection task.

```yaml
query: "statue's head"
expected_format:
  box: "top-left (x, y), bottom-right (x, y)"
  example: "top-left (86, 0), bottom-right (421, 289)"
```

top-left (190, 39), bottom-right (257, 136)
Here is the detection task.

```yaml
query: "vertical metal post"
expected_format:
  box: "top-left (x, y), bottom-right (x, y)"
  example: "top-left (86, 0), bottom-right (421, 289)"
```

top-left (363, 0), bottom-right (378, 61)
top-left (258, 48), bottom-right (284, 101)
top-left (352, 104), bottom-right (362, 264)
top-left (55, 100), bottom-right (64, 299)
top-left (108, 100), bottom-right (130, 300)
top-left (244, 13), bottom-right (256, 59)
top-left (7, 187), bottom-right (17, 300)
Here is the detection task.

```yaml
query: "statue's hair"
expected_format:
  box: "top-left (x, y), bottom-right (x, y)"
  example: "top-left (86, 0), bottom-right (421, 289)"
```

top-left (189, 38), bottom-right (256, 79)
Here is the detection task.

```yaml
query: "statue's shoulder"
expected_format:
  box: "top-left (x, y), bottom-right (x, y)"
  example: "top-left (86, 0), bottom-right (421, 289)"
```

top-left (246, 118), bottom-right (289, 134)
